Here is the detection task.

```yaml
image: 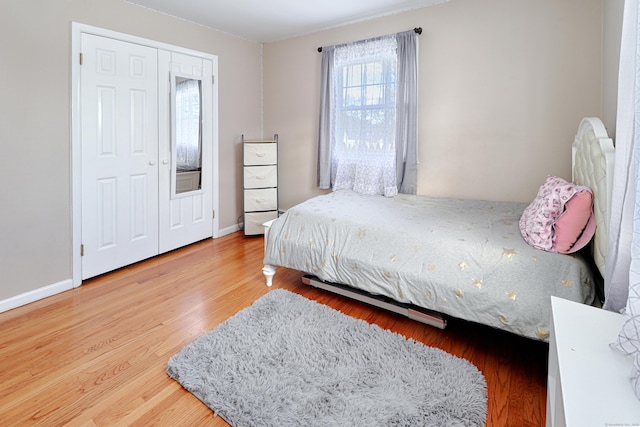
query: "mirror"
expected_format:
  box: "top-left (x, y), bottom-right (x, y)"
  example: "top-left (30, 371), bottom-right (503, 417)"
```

top-left (171, 72), bottom-right (203, 196)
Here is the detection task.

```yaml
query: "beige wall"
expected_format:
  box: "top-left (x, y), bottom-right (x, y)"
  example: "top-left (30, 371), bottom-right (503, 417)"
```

top-left (264, 0), bottom-right (605, 209)
top-left (0, 0), bottom-right (620, 308)
top-left (603, 0), bottom-right (625, 137)
top-left (0, 0), bottom-right (262, 302)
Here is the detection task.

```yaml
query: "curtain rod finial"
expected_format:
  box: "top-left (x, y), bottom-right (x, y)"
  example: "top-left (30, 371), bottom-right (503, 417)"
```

top-left (317, 47), bottom-right (323, 52)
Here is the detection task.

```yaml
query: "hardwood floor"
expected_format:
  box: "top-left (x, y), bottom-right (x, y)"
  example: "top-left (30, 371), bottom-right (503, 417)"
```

top-left (0, 232), bottom-right (548, 426)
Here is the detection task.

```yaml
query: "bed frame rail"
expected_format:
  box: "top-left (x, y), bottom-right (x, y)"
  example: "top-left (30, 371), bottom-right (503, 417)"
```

top-left (302, 275), bottom-right (447, 330)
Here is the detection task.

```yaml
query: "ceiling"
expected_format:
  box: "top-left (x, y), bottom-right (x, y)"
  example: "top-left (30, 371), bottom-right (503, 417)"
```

top-left (125, 0), bottom-right (450, 43)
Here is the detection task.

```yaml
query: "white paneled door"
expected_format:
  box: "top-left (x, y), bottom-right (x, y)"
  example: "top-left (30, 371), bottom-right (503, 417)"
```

top-left (81, 34), bottom-right (160, 279)
top-left (72, 24), bottom-right (218, 285)
top-left (158, 51), bottom-right (214, 254)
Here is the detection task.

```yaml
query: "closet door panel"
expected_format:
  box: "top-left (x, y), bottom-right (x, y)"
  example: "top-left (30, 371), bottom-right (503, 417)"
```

top-left (81, 33), bottom-right (159, 280)
top-left (158, 51), bottom-right (214, 253)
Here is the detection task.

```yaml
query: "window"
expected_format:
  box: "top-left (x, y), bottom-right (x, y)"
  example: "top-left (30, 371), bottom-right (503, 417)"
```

top-left (318, 30), bottom-right (418, 197)
top-left (336, 45), bottom-right (396, 155)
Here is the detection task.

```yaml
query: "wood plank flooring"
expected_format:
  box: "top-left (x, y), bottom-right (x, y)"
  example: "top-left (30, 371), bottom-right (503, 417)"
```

top-left (0, 232), bottom-right (548, 426)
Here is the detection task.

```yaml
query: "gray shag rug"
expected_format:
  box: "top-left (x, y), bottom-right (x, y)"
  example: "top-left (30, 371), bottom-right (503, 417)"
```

top-left (166, 289), bottom-right (487, 426)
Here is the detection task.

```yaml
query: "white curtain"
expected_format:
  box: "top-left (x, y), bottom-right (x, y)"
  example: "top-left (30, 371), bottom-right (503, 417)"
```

top-left (175, 79), bottom-right (202, 171)
top-left (317, 30), bottom-right (418, 196)
top-left (332, 35), bottom-right (398, 196)
top-left (607, 0), bottom-right (640, 400)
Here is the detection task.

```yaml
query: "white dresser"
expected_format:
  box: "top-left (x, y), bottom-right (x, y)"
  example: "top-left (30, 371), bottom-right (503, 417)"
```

top-left (242, 135), bottom-right (278, 236)
top-left (547, 296), bottom-right (640, 426)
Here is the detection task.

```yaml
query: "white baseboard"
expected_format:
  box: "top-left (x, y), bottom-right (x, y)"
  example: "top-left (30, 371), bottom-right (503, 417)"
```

top-left (219, 223), bottom-right (241, 237)
top-left (0, 279), bottom-right (73, 314)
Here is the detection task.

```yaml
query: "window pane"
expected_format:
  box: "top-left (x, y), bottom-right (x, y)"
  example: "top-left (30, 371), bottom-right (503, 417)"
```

top-left (366, 62), bottom-right (383, 85)
top-left (364, 84), bottom-right (383, 106)
top-left (344, 87), bottom-right (361, 107)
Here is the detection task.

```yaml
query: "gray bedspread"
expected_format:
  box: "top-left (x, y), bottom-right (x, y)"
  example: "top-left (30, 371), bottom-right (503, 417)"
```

top-left (264, 190), bottom-right (596, 340)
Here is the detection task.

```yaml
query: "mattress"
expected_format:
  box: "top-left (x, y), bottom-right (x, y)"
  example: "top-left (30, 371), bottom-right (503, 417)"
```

top-left (263, 190), bottom-right (597, 340)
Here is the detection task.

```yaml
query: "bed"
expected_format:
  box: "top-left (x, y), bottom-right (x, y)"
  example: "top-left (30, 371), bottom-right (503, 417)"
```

top-left (262, 117), bottom-right (614, 341)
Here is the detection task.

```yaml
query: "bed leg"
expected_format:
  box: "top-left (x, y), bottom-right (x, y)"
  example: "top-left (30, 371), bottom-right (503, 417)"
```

top-left (263, 265), bottom-right (276, 287)
top-left (262, 219), bottom-right (277, 287)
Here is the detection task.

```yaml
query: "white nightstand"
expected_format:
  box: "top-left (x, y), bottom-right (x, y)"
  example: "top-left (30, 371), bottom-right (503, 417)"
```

top-left (547, 296), bottom-right (640, 426)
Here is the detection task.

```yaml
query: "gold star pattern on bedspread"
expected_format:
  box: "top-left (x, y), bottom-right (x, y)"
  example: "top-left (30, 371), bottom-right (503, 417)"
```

top-left (536, 327), bottom-right (550, 340)
top-left (263, 190), bottom-right (597, 341)
top-left (502, 248), bottom-right (516, 260)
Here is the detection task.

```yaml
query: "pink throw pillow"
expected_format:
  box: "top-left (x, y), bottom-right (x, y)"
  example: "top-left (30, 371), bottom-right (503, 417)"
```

top-left (553, 190), bottom-right (595, 254)
top-left (519, 176), bottom-right (596, 253)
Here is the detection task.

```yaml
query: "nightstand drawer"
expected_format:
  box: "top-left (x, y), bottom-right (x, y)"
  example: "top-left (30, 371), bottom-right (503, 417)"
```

top-left (244, 188), bottom-right (277, 211)
top-left (244, 211), bottom-right (278, 235)
top-left (244, 143), bottom-right (277, 166)
top-left (244, 165), bottom-right (277, 188)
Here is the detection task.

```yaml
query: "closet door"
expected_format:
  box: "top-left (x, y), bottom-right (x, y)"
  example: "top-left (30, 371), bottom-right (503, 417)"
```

top-left (80, 34), bottom-right (159, 279)
top-left (158, 51), bottom-right (213, 253)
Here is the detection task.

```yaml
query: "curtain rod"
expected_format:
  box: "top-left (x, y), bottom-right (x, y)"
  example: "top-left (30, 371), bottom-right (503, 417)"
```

top-left (317, 27), bottom-right (422, 53)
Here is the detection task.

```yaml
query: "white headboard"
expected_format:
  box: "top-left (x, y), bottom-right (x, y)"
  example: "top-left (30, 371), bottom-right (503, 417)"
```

top-left (572, 117), bottom-right (615, 278)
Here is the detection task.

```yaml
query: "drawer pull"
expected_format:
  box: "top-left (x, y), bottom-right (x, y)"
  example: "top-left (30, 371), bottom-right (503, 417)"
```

top-left (255, 152), bottom-right (266, 157)
top-left (256, 175), bottom-right (265, 180)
